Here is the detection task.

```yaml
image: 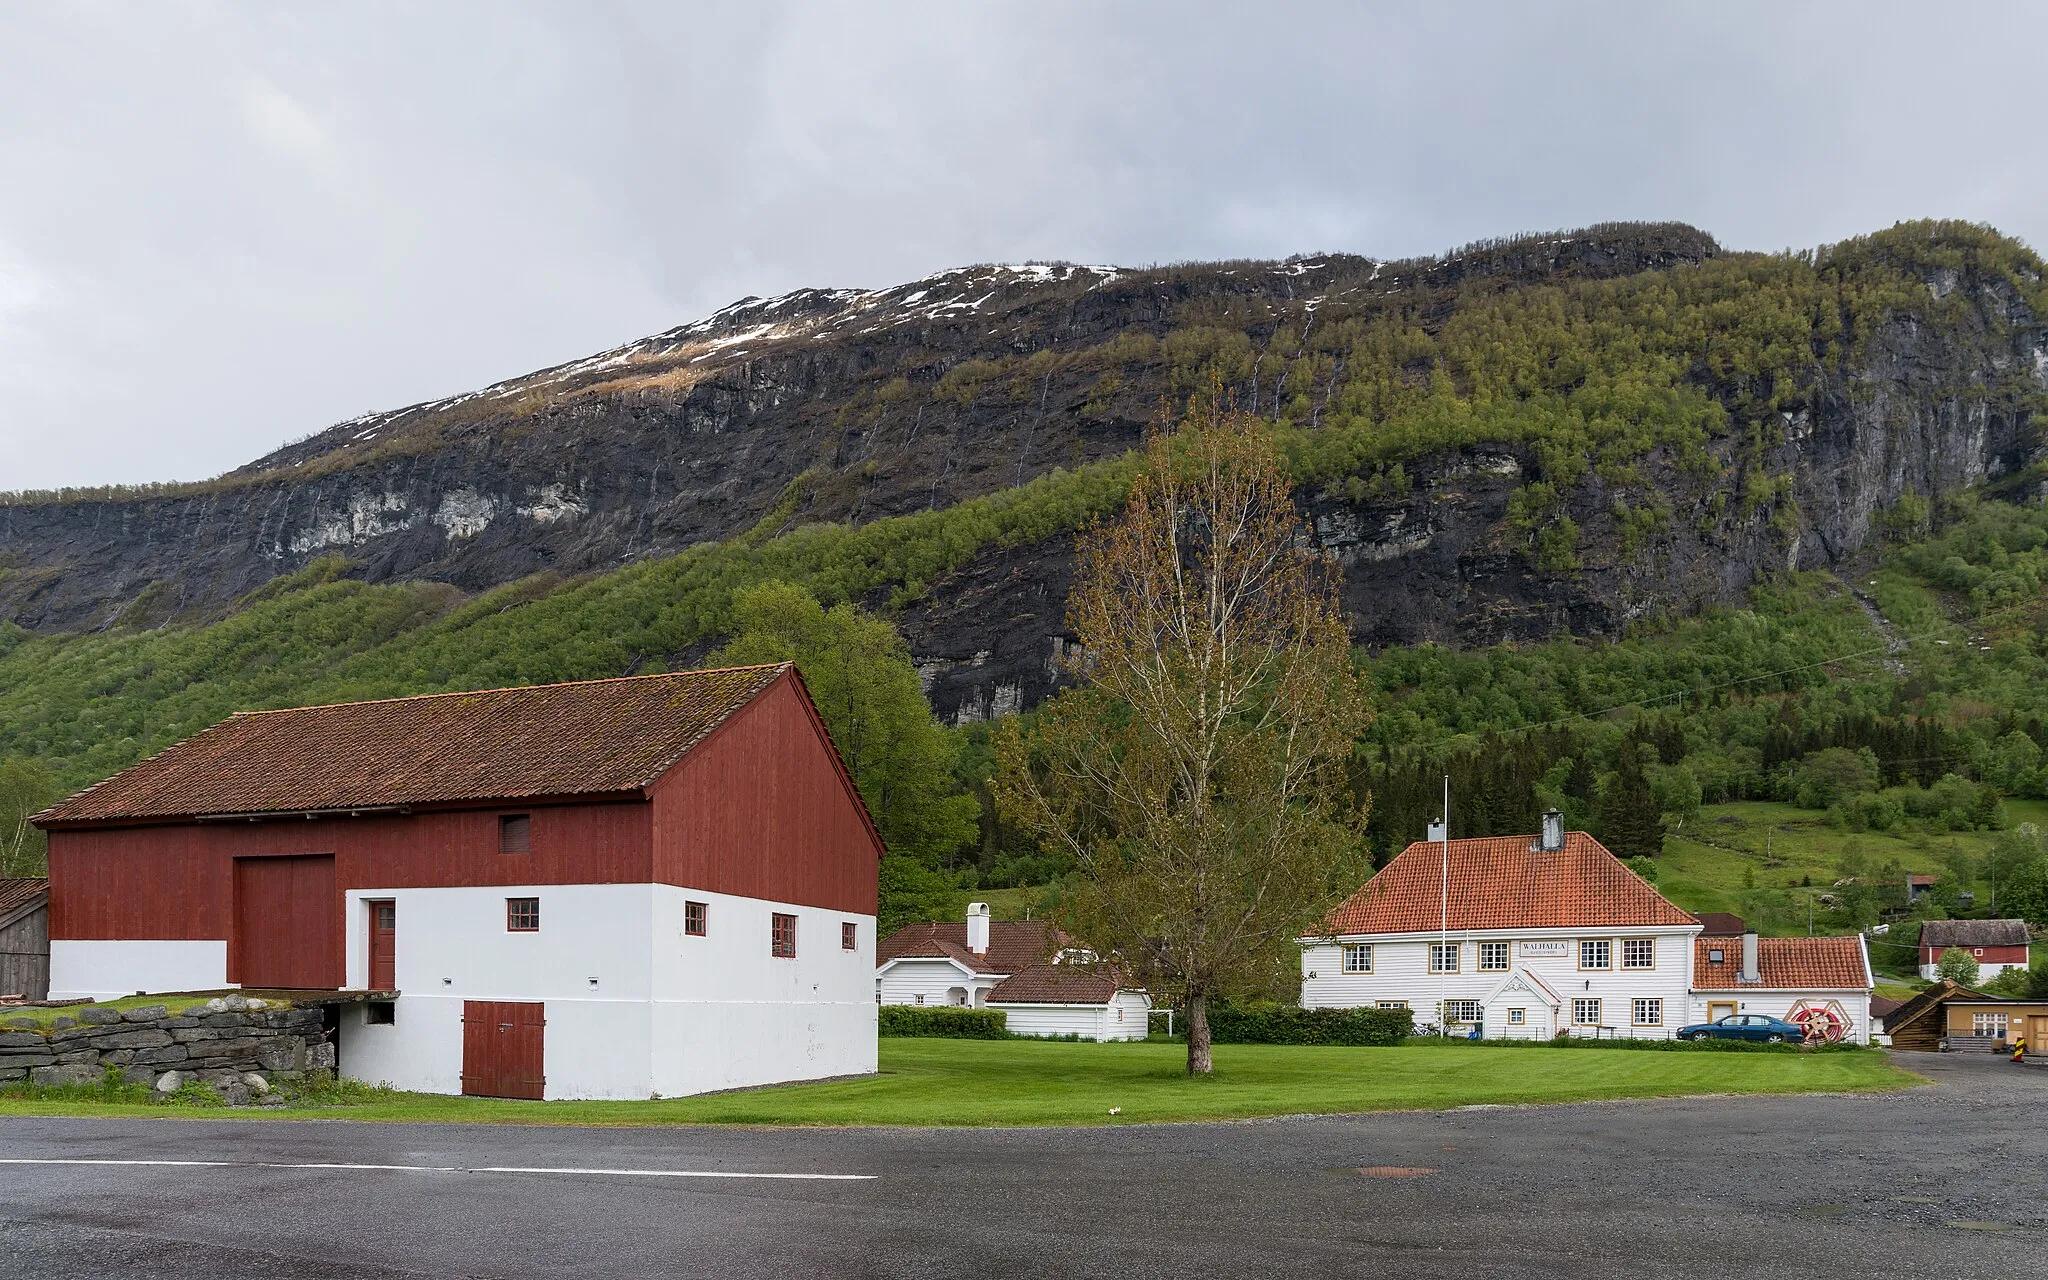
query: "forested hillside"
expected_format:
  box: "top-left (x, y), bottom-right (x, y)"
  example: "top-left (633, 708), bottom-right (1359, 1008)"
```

top-left (3, 219), bottom-right (2047, 935)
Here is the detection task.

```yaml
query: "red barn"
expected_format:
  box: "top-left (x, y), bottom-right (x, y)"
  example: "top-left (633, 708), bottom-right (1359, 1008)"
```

top-left (34, 663), bottom-right (882, 1100)
top-left (1918, 919), bottom-right (2030, 981)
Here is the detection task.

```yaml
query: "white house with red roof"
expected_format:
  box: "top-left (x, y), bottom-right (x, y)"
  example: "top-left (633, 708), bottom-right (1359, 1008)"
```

top-left (876, 903), bottom-right (1150, 1040)
top-left (1302, 812), bottom-right (1875, 1042)
top-left (1689, 928), bottom-right (1873, 1042)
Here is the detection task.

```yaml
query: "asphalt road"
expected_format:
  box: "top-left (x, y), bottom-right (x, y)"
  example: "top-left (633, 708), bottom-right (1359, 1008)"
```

top-left (0, 1051), bottom-right (2036, 1279)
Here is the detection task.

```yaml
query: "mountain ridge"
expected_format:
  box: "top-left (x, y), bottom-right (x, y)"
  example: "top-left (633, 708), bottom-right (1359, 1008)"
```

top-left (1, 219), bottom-right (2043, 729)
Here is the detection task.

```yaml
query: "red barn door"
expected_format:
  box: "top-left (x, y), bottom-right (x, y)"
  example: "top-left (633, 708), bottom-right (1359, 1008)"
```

top-left (367, 900), bottom-right (396, 990)
top-left (232, 855), bottom-right (339, 989)
top-left (462, 1001), bottom-right (545, 1099)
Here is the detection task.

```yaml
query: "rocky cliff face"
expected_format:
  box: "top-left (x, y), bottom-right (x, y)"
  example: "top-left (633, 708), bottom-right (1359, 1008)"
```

top-left (4, 221), bottom-right (2043, 727)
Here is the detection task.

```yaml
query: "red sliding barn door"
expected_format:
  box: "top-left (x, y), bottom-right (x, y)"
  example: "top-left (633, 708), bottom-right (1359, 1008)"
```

top-left (232, 855), bottom-right (339, 989)
top-left (367, 900), bottom-right (396, 990)
top-left (462, 1001), bottom-right (545, 1099)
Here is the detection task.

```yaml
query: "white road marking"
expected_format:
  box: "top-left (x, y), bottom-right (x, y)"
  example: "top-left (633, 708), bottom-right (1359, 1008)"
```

top-left (0, 1158), bottom-right (873, 1181)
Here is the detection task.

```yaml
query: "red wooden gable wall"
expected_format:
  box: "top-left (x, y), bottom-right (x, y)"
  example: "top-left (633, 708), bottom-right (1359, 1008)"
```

top-left (651, 676), bottom-right (882, 917)
top-left (48, 669), bottom-right (882, 982)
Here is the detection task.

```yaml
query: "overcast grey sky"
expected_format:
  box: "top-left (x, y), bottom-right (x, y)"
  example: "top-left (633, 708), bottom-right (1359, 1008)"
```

top-left (2, 2), bottom-right (2044, 491)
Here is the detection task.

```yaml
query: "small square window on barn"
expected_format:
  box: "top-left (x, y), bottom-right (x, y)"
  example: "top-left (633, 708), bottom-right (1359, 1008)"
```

top-left (842, 922), bottom-right (858, 950)
top-left (771, 912), bottom-right (797, 958)
top-left (507, 897), bottom-right (540, 932)
top-left (685, 901), bottom-right (707, 936)
top-left (499, 814), bottom-right (532, 853)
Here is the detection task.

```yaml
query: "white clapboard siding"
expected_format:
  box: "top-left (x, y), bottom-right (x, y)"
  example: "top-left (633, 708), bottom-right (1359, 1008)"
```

top-left (1302, 929), bottom-right (1696, 1040)
top-left (877, 958), bottom-right (982, 1006)
top-left (997, 1003), bottom-right (1105, 1039)
top-left (996, 991), bottom-right (1154, 1042)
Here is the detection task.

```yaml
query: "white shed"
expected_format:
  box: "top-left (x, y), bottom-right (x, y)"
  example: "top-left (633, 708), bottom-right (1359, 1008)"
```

top-left (987, 965), bottom-right (1151, 1041)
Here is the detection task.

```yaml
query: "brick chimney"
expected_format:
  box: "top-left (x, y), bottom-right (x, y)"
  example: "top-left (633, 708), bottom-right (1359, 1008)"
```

top-left (966, 901), bottom-right (991, 956)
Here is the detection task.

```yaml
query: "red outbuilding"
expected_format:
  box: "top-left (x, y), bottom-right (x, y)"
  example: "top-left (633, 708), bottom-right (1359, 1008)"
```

top-left (1917, 919), bottom-right (2031, 981)
top-left (34, 663), bottom-right (882, 1099)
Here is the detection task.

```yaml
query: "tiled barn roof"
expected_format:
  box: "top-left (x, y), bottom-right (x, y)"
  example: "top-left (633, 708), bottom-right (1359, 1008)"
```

top-left (0, 878), bottom-right (47, 918)
top-left (1320, 832), bottom-right (1696, 935)
top-left (1691, 935), bottom-right (1871, 991)
top-left (36, 665), bottom-right (793, 827)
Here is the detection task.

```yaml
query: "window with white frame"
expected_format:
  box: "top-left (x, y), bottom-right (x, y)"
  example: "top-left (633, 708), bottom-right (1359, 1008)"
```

top-left (1429, 943), bottom-right (1460, 973)
top-left (1621, 938), bottom-right (1656, 969)
top-left (1573, 998), bottom-right (1603, 1025)
top-left (1376, 1000), bottom-right (1408, 1010)
top-left (1444, 1000), bottom-right (1482, 1024)
top-left (1342, 943), bottom-right (1373, 974)
top-left (1579, 939), bottom-right (1612, 970)
top-left (1478, 941), bottom-right (1510, 971)
top-left (1973, 1012), bottom-right (2009, 1036)
top-left (1632, 998), bottom-right (1663, 1026)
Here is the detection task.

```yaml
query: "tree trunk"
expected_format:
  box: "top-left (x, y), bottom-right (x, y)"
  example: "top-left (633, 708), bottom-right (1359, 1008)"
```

top-left (1186, 993), bottom-right (1213, 1075)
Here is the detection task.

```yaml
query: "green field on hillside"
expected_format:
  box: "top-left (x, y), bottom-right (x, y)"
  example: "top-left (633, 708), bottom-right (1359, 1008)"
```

top-left (0, 1038), bottom-right (1916, 1127)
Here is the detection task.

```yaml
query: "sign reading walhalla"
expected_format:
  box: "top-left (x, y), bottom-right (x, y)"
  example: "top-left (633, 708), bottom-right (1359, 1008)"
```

top-left (1519, 940), bottom-right (1571, 957)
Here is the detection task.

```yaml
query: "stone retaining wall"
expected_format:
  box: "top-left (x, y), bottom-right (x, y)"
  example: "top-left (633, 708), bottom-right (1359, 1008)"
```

top-left (0, 995), bottom-right (336, 1104)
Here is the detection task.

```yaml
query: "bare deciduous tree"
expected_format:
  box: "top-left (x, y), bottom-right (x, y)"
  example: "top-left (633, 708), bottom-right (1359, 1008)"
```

top-left (995, 394), bottom-right (1372, 1074)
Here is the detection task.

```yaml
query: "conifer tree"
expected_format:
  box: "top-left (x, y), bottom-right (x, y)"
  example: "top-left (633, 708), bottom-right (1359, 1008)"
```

top-left (1600, 743), bottom-right (1668, 860)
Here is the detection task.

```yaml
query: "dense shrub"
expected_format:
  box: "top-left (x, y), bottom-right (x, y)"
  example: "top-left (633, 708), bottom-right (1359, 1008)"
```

top-left (877, 1006), bottom-right (1009, 1039)
top-left (1205, 1004), bottom-right (1413, 1046)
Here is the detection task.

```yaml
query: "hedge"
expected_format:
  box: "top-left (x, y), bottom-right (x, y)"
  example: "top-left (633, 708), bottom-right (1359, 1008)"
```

top-left (877, 1006), bottom-right (1009, 1039)
top-left (1204, 1004), bottom-right (1413, 1046)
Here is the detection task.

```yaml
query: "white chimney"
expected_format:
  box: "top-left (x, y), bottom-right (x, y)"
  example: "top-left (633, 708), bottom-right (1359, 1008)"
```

top-left (1426, 818), bottom-right (1446, 843)
top-left (966, 902), bottom-right (991, 955)
top-left (1740, 930), bottom-right (1760, 983)
top-left (1540, 809), bottom-right (1564, 853)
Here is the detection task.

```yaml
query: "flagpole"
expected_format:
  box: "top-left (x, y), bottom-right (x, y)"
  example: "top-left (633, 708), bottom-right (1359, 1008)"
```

top-left (1439, 773), bottom-right (1449, 1038)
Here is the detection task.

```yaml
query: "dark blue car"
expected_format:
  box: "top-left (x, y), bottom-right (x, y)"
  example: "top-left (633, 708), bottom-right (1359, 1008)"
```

top-left (1675, 1013), bottom-right (1806, 1043)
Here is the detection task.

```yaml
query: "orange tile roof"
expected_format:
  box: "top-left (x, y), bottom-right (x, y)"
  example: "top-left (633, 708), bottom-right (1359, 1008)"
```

top-left (36, 665), bottom-right (792, 827)
top-left (1321, 831), bottom-right (1696, 935)
top-left (1691, 935), bottom-right (1870, 990)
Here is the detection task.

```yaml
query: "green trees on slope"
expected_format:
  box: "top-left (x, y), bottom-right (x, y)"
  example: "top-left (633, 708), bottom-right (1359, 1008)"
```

top-left (710, 581), bottom-right (978, 931)
top-left (0, 756), bottom-right (57, 878)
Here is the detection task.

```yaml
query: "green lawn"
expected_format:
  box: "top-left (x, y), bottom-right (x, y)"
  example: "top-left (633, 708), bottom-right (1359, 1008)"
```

top-left (0, 1038), bottom-right (1917, 1127)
